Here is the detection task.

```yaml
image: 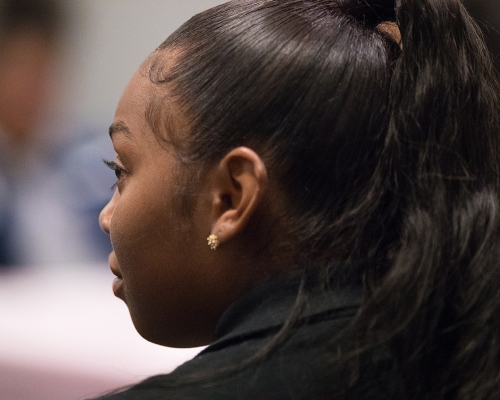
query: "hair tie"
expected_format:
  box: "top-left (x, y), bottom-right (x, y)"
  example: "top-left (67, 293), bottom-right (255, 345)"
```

top-left (377, 21), bottom-right (402, 48)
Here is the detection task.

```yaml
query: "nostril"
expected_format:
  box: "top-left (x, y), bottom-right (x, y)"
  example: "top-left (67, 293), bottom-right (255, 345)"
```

top-left (100, 218), bottom-right (110, 235)
top-left (99, 213), bottom-right (110, 235)
top-left (99, 203), bottom-right (113, 235)
top-left (99, 190), bottom-right (118, 235)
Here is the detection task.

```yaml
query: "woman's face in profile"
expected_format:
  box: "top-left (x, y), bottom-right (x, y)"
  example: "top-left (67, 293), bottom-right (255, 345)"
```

top-left (99, 69), bottom-right (239, 348)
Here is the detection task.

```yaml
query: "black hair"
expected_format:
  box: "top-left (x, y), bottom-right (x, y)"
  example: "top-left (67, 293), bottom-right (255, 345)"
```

top-left (462, 0), bottom-right (500, 75)
top-left (145, 0), bottom-right (500, 398)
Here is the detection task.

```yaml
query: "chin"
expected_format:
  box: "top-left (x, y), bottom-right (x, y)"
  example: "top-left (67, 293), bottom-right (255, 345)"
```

top-left (130, 313), bottom-right (213, 348)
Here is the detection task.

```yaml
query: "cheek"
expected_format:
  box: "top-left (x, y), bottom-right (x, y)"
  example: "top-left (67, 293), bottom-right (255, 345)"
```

top-left (110, 191), bottom-right (164, 270)
top-left (109, 183), bottom-right (189, 300)
top-left (111, 207), bottom-right (202, 345)
top-left (106, 176), bottom-right (227, 346)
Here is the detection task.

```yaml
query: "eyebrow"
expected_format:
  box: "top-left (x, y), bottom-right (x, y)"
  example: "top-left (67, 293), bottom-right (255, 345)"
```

top-left (109, 121), bottom-right (134, 139)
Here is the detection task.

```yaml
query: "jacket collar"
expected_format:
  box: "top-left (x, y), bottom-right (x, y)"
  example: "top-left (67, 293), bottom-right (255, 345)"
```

top-left (206, 268), bottom-right (363, 352)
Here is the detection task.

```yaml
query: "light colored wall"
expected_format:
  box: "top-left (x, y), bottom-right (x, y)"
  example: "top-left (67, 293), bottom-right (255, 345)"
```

top-left (61, 1), bottom-right (227, 128)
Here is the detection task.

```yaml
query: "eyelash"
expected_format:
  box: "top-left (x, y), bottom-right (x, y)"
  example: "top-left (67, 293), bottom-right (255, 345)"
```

top-left (103, 159), bottom-right (126, 189)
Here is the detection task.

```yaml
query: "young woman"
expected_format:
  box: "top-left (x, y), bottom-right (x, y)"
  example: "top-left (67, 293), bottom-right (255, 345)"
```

top-left (97, 0), bottom-right (500, 398)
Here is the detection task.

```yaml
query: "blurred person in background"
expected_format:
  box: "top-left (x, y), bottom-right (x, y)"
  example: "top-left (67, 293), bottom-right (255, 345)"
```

top-left (0, 0), bottom-right (111, 267)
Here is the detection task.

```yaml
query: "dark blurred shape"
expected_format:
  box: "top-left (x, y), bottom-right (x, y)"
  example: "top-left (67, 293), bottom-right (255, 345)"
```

top-left (0, 0), bottom-right (63, 146)
top-left (462, 0), bottom-right (500, 72)
top-left (0, 0), bottom-right (63, 39)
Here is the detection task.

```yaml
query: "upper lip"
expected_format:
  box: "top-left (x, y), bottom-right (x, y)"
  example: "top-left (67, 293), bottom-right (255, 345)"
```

top-left (110, 265), bottom-right (123, 279)
top-left (109, 254), bottom-right (123, 278)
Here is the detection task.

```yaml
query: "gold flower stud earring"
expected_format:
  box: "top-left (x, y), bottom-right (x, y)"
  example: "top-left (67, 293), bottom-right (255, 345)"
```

top-left (207, 234), bottom-right (220, 250)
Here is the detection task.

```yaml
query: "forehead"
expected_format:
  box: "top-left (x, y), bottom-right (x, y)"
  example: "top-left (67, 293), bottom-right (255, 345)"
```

top-left (112, 69), bottom-right (161, 145)
top-left (119, 54), bottom-right (193, 149)
top-left (114, 48), bottom-right (191, 151)
top-left (116, 71), bottom-right (155, 117)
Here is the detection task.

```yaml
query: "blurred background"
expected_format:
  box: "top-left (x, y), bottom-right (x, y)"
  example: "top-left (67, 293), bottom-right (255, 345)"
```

top-left (0, 1), bottom-right (226, 400)
top-left (0, 0), bottom-right (498, 399)
top-left (0, 0), bottom-right (230, 268)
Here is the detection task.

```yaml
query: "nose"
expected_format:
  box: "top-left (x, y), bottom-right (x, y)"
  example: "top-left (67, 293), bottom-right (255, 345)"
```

top-left (99, 190), bottom-right (119, 235)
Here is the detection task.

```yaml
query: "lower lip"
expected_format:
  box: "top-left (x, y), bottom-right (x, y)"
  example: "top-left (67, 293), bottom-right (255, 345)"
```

top-left (112, 277), bottom-right (124, 297)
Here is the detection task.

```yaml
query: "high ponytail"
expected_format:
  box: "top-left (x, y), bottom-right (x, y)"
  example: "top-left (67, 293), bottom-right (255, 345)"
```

top-left (390, 0), bottom-right (499, 184)
top-left (343, 1), bottom-right (500, 398)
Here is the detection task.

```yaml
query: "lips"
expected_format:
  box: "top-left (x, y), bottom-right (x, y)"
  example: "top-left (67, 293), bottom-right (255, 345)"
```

top-left (108, 253), bottom-right (123, 279)
top-left (108, 253), bottom-right (125, 298)
top-left (110, 265), bottom-right (123, 279)
top-left (112, 276), bottom-right (124, 295)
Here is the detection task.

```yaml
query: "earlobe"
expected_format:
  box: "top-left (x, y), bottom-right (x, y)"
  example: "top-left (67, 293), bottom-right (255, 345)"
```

top-left (209, 147), bottom-right (268, 245)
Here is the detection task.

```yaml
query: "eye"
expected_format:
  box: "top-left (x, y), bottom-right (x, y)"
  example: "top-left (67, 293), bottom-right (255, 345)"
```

top-left (104, 159), bottom-right (127, 189)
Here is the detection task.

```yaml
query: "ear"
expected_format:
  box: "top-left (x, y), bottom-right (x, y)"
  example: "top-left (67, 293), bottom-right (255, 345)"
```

top-left (209, 147), bottom-right (268, 245)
